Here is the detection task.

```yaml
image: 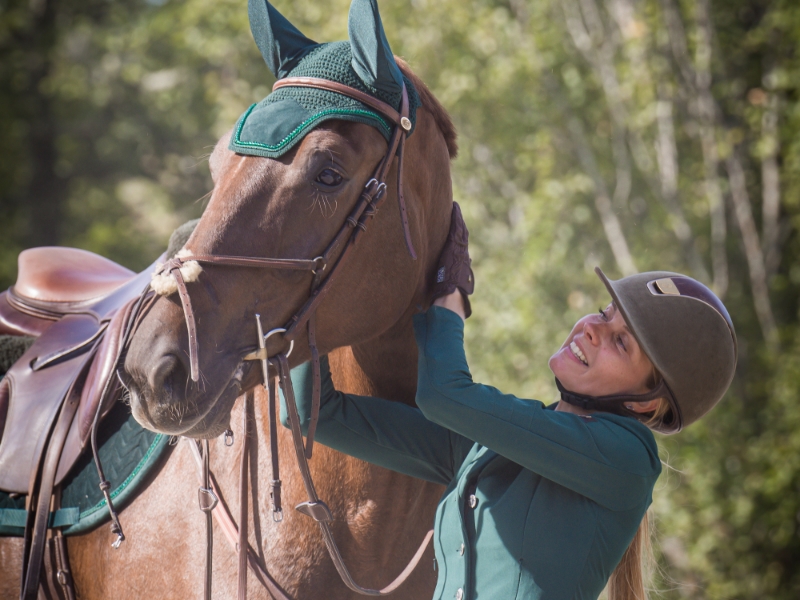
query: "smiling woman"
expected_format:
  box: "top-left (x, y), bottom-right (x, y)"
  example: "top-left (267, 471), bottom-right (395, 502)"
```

top-left (281, 206), bottom-right (738, 600)
top-left (549, 302), bottom-right (659, 402)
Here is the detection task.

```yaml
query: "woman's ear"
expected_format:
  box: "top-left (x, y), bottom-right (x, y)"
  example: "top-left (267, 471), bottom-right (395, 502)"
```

top-left (625, 399), bottom-right (662, 413)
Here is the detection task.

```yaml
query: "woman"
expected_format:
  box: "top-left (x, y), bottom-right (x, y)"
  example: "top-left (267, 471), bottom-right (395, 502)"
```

top-left (282, 204), bottom-right (737, 600)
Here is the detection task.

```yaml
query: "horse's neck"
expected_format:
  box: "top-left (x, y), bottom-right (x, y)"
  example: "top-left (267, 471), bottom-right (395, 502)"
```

top-left (328, 313), bottom-right (418, 405)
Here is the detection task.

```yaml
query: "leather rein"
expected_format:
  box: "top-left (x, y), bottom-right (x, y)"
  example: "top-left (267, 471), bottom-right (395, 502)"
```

top-left (148, 77), bottom-right (432, 599)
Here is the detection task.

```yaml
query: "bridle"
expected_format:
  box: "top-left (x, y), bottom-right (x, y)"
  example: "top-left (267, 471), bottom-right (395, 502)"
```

top-left (142, 77), bottom-right (433, 599)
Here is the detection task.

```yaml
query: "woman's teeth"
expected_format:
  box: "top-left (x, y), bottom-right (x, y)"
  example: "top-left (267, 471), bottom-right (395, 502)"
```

top-left (570, 341), bottom-right (588, 366)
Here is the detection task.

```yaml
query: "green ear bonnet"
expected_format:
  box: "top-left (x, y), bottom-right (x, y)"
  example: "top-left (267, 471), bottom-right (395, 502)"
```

top-left (230, 0), bottom-right (420, 159)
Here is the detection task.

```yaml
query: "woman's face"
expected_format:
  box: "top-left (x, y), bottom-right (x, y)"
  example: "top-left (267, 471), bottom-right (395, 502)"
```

top-left (549, 302), bottom-right (654, 397)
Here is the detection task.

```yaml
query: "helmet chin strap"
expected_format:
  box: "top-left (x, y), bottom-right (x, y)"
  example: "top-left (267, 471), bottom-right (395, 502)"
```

top-left (555, 378), bottom-right (672, 422)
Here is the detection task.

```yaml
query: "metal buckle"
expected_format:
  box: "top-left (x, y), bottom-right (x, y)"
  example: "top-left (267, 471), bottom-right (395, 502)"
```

top-left (198, 487), bottom-right (219, 512)
top-left (374, 182), bottom-right (387, 201)
top-left (295, 500), bottom-right (333, 522)
top-left (311, 256), bottom-right (326, 275)
top-left (243, 323), bottom-right (295, 361)
top-left (223, 429), bottom-right (234, 447)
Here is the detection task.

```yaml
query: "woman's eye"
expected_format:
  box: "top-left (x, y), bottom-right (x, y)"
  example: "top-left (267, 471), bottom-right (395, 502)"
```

top-left (616, 334), bottom-right (627, 352)
top-left (599, 307), bottom-right (608, 321)
top-left (315, 168), bottom-right (343, 187)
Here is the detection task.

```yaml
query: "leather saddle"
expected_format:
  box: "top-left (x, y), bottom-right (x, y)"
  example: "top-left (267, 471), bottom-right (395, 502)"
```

top-left (0, 247), bottom-right (159, 491)
top-left (0, 246), bottom-right (160, 599)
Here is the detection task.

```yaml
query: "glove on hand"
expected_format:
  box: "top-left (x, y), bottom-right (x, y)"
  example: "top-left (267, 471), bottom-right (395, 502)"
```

top-left (431, 202), bottom-right (474, 318)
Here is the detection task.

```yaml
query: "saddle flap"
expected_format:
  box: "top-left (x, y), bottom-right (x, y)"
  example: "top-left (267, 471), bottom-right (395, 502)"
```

top-left (55, 298), bottom-right (138, 485)
top-left (0, 378), bottom-right (8, 445)
top-left (0, 314), bottom-right (101, 493)
top-left (13, 247), bottom-right (136, 307)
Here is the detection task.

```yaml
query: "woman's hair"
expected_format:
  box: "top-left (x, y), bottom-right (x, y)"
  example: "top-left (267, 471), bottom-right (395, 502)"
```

top-left (643, 398), bottom-right (671, 429)
top-left (641, 367), bottom-right (671, 430)
top-left (607, 512), bottom-right (654, 600)
top-left (608, 368), bottom-right (663, 599)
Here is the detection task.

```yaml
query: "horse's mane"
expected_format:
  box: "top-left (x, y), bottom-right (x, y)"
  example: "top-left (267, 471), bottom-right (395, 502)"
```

top-left (396, 58), bottom-right (458, 159)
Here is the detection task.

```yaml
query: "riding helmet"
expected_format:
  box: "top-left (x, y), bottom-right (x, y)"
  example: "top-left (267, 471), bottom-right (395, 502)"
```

top-left (558, 268), bottom-right (737, 434)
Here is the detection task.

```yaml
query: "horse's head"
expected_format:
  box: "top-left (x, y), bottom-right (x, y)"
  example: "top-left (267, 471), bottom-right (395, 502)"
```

top-left (123, 0), bottom-right (457, 437)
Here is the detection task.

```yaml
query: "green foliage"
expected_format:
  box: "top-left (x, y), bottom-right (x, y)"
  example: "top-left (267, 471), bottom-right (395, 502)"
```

top-left (2, 0), bottom-right (800, 596)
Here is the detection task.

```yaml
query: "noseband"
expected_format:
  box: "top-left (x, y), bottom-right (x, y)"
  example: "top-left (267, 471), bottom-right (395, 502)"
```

top-left (144, 78), bottom-right (433, 598)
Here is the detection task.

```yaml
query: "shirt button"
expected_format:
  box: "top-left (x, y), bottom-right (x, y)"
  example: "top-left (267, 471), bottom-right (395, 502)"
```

top-left (458, 543), bottom-right (465, 556)
top-left (456, 588), bottom-right (464, 600)
top-left (468, 494), bottom-right (478, 508)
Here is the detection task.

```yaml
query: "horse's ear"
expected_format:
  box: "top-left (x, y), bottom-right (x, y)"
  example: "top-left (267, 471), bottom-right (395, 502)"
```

top-left (248, 0), bottom-right (317, 79)
top-left (348, 0), bottom-right (404, 96)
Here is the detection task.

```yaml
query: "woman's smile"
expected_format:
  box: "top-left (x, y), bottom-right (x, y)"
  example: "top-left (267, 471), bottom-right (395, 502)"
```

top-left (550, 303), bottom-right (654, 398)
top-left (569, 341), bottom-right (589, 366)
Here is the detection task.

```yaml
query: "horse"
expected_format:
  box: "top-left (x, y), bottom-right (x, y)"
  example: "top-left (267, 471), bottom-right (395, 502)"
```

top-left (0, 0), bottom-right (458, 597)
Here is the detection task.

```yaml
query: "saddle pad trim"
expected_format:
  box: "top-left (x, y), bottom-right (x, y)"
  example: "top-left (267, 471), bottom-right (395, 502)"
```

top-left (0, 432), bottom-right (169, 537)
top-left (0, 507), bottom-right (80, 531)
top-left (62, 432), bottom-right (169, 536)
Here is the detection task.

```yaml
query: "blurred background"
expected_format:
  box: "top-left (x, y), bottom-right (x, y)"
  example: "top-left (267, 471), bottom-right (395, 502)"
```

top-left (1, 0), bottom-right (798, 596)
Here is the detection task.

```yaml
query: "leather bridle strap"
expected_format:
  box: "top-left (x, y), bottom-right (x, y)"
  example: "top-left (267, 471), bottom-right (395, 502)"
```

top-left (188, 437), bottom-right (292, 600)
top-left (151, 78), bottom-right (430, 597)
top-left (276, 353), bottom-right (434, 596)
top-left (237, 391), bottom-right (252, 600)
top-left (154, 79), bottom-right (413, 384)
top-left (197, 439), bottom-right (216, 600)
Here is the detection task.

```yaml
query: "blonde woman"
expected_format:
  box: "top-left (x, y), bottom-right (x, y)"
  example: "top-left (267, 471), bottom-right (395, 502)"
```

top-left (283, 204), bottom-right (736, 600)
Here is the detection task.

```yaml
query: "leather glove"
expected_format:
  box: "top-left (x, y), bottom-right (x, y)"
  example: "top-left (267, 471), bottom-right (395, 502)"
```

top-left (431, 202), bottom-right (474, 318)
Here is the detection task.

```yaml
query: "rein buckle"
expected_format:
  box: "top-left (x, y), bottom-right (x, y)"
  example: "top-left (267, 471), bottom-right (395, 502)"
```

top-left (295, 500), bottom-right (333, 522)
top-left (198, 487), bottom-right (219, 513)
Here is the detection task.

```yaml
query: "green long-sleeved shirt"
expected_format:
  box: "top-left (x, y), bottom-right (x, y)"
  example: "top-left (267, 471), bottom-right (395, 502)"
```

top-left (281, 306), bottom-right (661, 599)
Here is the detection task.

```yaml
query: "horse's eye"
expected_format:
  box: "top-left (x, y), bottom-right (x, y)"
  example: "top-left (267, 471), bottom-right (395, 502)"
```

top-left (315, 168), bottom-right (343, 188)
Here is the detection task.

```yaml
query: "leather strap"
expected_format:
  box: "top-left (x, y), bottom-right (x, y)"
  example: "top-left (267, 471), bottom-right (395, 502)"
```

top-left (22, 356), bottom-right (89, 600)
top-left (238, 392), bottom-right (252, 600)
top-left (153, 80), bottom-right (414, 383)
top-left (150, 78), bottom-right (427, 597)
top-left (273, 78), bottom-right (406, 128)
top-left (276, 354), bottom-right (433, 596)
top-left (53, 530), bottom-right (76, 600)
top-left (188, 436), bottom-right (292, 600)
top-left (198, 439), bottom-right (216, 600)
top-left (268, 380), bottom-right (282, 520)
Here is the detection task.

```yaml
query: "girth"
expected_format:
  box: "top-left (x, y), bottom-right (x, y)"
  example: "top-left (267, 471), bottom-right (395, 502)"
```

top-left (150, 78), bottom-right (433, 598)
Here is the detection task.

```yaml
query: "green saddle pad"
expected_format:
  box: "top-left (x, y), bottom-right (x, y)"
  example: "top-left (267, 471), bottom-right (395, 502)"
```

top-left (0, 398), bottom-right (171, 537)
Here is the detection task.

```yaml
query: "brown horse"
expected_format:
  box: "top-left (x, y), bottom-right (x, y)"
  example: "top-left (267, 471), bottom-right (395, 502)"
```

top-left (0, 57), bottom-right (457, 599)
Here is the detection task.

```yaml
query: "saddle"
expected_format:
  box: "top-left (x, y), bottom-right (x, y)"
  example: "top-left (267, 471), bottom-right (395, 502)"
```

top-left (0, 246), bottom-right (160, 600)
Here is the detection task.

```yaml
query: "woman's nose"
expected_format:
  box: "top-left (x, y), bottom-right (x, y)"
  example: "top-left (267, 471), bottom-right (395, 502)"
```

top-left (583, 321), bottom-right (600, 345)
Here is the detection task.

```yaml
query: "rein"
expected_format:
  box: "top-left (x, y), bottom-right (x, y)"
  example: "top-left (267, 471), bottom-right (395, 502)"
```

top-left (148, 78), bottom-right (432, 598)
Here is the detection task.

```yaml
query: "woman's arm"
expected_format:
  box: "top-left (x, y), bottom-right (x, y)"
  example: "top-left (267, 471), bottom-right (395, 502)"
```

top-left (280, 356), bottom-right (474, 485)
top-left (413, 306), bottom-right (662, 511)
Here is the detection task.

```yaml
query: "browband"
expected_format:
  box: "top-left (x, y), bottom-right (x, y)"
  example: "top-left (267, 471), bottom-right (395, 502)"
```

top-left (272, 77), bottom-right (412, 132)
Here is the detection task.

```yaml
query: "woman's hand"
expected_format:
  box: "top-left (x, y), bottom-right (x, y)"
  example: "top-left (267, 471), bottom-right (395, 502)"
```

top-left (431, 202), bottom-right (474, 317)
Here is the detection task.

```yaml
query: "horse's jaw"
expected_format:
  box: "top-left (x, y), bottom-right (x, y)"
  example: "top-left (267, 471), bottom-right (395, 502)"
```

top-left (121, 307), bottom-right (260, 438)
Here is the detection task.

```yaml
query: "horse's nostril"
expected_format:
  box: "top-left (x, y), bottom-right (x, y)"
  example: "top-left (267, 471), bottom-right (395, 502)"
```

top-left (148, 354), bottom-right (184, 400)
